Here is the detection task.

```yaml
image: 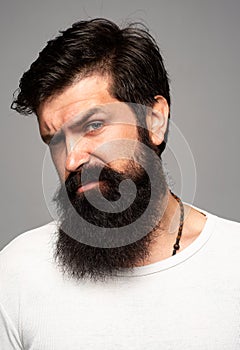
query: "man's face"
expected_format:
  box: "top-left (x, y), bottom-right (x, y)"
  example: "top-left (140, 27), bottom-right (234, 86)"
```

top-left (38, 75), bottom-right (168, 281)
top-left (38, 75), bottom-right (140, 182)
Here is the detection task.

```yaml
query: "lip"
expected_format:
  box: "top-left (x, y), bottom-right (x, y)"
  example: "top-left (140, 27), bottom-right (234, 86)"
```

top-left (77, 181), bottom-right (100, 193)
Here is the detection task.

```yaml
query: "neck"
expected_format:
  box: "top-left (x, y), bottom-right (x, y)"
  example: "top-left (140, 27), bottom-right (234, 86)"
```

top-left (135, 189), bottom-right (207, 266)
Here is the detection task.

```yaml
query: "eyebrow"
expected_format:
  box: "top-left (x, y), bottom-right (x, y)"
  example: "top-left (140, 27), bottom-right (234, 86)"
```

top-left (41, 107), bottom-right (105, 144)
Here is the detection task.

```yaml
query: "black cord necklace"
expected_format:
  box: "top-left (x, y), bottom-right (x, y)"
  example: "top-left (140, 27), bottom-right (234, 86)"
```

top-left (170, 191), bottom-right (185, 256)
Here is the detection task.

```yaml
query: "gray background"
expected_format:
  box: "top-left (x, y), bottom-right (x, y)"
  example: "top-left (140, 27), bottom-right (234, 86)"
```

top-left (1, 0), bottom-right (239, 250)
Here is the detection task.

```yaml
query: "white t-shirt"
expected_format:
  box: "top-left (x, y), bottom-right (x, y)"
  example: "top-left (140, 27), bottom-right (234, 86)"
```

top-left (1, 204), bottom-right (240, 350)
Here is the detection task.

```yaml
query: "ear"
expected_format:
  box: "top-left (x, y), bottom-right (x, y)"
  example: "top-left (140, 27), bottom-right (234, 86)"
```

top-left (146, 95), bottom-right (169, 146)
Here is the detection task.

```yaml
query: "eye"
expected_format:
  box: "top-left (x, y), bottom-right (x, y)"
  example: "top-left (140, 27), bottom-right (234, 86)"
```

top-left (85, 121), bottom-right (104, 133)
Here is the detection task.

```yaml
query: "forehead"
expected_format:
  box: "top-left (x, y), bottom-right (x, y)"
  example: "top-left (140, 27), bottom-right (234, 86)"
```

top-left (37, 75), bottom-right (119, 135)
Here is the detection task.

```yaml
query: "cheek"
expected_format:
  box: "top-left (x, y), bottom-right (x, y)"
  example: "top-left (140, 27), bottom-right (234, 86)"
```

top-left (119, 124), bottom-right (138, 140)
top-left (95, 126), bottom-right (139, 166)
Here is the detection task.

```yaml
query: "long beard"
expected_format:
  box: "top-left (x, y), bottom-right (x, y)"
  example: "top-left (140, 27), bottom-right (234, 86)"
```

top-left (52, 135), bottom-right (168, 282)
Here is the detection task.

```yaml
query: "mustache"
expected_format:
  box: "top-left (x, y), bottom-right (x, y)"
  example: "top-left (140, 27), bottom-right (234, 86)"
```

top-left (65, 164), bottom-right (127, 194)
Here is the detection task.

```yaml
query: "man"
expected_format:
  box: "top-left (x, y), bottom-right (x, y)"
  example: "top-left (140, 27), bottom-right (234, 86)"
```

top-left (1, 18), bottom-right (240, 349)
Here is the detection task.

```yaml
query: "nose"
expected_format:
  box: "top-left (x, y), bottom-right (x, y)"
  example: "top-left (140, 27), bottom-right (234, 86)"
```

top-left (65, 134), bottom-right (91, 174)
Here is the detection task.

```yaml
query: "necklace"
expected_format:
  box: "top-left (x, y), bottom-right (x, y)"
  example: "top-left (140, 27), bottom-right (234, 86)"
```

top-left (170, 191), bottom-right (184, 256)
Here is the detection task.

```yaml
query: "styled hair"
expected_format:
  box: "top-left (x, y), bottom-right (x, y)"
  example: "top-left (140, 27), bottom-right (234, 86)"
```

top-left (11, 18), bottom-right (171, 155)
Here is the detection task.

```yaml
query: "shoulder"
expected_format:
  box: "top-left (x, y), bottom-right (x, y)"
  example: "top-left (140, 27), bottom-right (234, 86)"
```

top-left (0, 222), bottom-right (57, 275)
top-left (185, 202), bottom-right (240, 257)
top-left (213, 214), bottom-right (240, 246)
top-left (0, 221), bottom-right (57, 253)
top-left (0, 222), bottom-right (59, 335)
top-left (187, 202), bottom-right (240, 237)
top-left (215, 215), bottom-right (240, 230)
top-left (208, 211), bottom-right (240, 238)
top-left (201, 210), bottom-right (240, 264)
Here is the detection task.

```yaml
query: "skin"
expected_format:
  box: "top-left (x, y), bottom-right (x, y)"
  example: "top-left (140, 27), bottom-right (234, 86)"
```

top-left (38, 75), bottom-right (207, 265)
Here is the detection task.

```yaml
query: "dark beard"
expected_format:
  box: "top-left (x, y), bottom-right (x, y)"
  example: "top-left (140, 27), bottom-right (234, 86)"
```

top-left (52, 133), bottom-right (168, 282)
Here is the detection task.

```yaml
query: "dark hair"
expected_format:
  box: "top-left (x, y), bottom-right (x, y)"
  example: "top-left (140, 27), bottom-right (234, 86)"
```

top-left (11, 18), bottom-right (171, 155)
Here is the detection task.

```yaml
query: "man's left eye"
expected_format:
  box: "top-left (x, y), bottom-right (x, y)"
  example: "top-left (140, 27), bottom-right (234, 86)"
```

top-left (85, 121), bottom-right (104, 133)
